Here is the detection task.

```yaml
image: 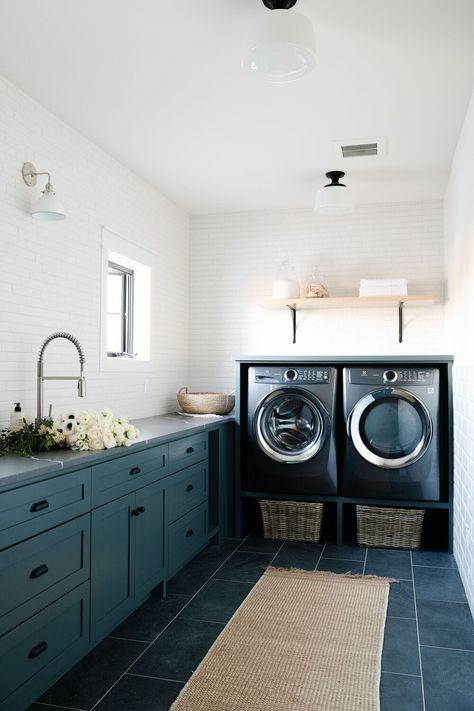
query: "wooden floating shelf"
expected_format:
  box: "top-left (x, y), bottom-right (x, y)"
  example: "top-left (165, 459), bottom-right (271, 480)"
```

top-left (258, 295), bottom-right (437, 343)
top-left (260, 295), bottom-right (436, 309)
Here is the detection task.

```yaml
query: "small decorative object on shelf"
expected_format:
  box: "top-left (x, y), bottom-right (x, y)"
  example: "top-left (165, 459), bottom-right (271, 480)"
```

top-left (303, 265), bottom-right (329, 298)
top-left (356, 504), bottom-right (425, 550)
top-left (259, 499), bottom-right (324, 542)
top-left (272, 258), bottom-right (300, 299)
top-left (359, 278), bottom-right (407, 297)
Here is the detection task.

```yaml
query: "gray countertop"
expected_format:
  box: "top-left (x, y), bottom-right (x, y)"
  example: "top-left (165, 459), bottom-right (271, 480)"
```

top-left (0, 412), bottom-right (234, 492)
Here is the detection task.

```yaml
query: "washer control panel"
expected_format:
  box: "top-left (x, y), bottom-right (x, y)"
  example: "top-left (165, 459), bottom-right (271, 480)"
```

top-left (254, 366), bottom-right (331, 384)
top-left (349, 367), bottom-right (434, 385)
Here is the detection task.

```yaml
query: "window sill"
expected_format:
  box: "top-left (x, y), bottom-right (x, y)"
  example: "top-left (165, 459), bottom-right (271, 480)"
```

top-left (100, 356), bottom-right (154, 373)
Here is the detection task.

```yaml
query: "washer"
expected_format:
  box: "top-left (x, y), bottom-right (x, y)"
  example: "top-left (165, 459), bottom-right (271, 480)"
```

top-left (245, 365), bottom-right (337, 495)
top-left (342, 366), bottom-right (440, 500)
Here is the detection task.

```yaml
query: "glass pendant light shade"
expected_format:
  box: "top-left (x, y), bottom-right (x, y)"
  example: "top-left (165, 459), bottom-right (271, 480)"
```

top-left (31, 187), bottom-right (66, 221)
top-left (242, 10), bottom-right (316, 83)
top-left (314, 171), bottom-right (354, 215)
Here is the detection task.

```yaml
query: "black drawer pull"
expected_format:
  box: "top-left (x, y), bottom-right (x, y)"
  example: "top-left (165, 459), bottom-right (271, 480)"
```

top-left (131, 506), bottom-right (146, 517)
top-left (28, 640), bottom-right (48, 659)
top-left (30, 564), bottom-right (49, 579)
top-left (30, 500), bottom-right (49, 513)
top-left (186, 529), bottom-right (194, 538)
top-left (129, 466), bottom-right (141, 476)
top-left (186, 447), bottom-right (194, 454)
top-left (186, 484), bottom-right (194, 492)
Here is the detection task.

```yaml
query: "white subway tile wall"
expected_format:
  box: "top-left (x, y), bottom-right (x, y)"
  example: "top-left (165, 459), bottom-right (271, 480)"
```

top-left (445, 89), bottom-right (474, 614)
top-left (189, 203), bottom-right (446, 392)
top-left (0, 75), bottom-right (190, 428)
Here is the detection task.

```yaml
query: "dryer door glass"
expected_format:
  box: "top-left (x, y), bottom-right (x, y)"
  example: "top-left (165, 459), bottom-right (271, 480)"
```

top-left (350, 387), bottom-right (432, 469)
top-left (256, 390), bottom-right (326, 463)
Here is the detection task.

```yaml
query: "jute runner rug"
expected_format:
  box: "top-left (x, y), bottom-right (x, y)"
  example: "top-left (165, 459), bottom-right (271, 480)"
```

top-left (170, 567), bottom-right (395, 711)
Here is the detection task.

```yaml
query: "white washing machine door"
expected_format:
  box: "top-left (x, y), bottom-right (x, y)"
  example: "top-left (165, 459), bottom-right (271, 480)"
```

top-left (255, 388), bottom-right (328, 463)
top-left (349, 387), bottom-right (432, 469)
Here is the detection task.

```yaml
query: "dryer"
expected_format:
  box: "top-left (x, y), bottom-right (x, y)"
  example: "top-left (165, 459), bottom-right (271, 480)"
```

top-left (245, 365), bottom-right (337, 495)
top-left (342, 366), bottom-right (441, 501)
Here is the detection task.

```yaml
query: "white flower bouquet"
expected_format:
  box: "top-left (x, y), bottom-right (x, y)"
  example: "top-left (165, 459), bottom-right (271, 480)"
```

top-left (40, 408), bottom-right (139, 451)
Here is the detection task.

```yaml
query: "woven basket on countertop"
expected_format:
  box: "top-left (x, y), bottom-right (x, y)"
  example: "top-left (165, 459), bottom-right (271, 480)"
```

top-left (356, 505), bottom-right (425, 550)
top-left (177, 387), bottom-right (235, 415)
top-left (259, 499), bottom-right (324, 543)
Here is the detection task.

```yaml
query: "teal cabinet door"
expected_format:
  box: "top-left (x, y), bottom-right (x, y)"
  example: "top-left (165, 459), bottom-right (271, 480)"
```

top-left (133, 481), bottom-right (165, 602)
top-left (90, 494), bottom-right (134, 643)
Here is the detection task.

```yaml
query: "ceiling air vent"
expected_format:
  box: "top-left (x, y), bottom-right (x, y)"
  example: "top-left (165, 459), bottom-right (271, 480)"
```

top-left (341, 142), bottom-right (378, 158)
top-left (334, 137), bottom-right (387, 159)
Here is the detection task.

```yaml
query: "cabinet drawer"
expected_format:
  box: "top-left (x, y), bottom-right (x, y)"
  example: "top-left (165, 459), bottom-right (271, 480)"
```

top-left (0, 514), bottom-right (90, 637)
top-left (166, 461), bottom-right (208, 524)
top-left (91, 444), bottom-right (168, 507)
top-left (167, 502), bottom-right (208, 578)
top-left (0, 469), bottom-right (91, 550)
top-left (169, 433), bottom-right (208, 474)
top-left (0, 582), bottom-right (90, 709)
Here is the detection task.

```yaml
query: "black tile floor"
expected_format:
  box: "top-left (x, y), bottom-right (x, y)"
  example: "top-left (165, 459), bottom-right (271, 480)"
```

top-left (28, 537), bottom-right (474, 711)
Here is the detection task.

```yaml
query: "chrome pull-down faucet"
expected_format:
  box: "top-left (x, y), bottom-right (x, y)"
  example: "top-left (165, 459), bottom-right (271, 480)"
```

top-left (36, 332), bottom-right (86, 423)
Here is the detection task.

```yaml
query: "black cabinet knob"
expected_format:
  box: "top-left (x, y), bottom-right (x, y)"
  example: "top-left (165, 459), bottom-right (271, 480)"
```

top-left (29, 564), bottom-right (49, 579)
top-left (186, 447), bottom-right (194, 454)
top-left (28, 640), bottom-right (48, 659)
top-left (186, 529), bottom-right (194, 538)
top-left (129, 466), bottom-right (141, 476)
top-left (30, 500), bottom-right (49, 513)
top-left (131, 506), bottom-right (146, 517)
top-left (186, 484), bottom-right (194, 492)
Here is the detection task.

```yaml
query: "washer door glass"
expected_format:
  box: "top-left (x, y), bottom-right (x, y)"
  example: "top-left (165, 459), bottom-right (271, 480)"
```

top-left (350, 387), bottom-right (432, 469)
top-left (256, 389), bottom-right (327, 463)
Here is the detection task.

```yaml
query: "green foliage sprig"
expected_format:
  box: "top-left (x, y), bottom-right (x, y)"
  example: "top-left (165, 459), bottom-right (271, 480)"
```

top-left (0, 419), bottom-right (54, 458)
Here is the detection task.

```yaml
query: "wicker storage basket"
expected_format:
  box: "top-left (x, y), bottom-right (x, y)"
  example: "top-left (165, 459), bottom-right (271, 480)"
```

top-left (356, 505), bottom-right (425, 550)
top-left (259, 499), bottom-right (324, 543)
top-left (177, 387), bottom-right (235, 415)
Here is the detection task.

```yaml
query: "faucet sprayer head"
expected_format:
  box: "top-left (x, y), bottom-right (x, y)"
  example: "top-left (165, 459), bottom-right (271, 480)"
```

top-left (78, 376), bottom-right (86, 398)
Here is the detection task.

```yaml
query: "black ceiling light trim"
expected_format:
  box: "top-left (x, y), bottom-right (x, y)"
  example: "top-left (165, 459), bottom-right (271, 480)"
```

top-left (262, 0), bottom-right (298, 9)
top-left (325, 171), bottom-right (347, 187)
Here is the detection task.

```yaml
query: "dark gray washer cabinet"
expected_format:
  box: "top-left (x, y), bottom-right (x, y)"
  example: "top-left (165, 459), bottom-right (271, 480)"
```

top-left (0, 419), bottom-right (234, 711)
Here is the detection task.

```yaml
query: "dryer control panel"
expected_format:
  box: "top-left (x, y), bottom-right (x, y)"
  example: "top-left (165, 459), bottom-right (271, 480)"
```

top-left (349, 367), bottom-right (435, 385)
top-left (254, 366), bottom-right (331, 384)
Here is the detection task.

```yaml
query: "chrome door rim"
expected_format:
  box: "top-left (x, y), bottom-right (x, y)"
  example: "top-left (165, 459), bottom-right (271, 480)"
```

top-left (255, 388), bottom-right (327, 463)
top-left (349, 387), bottom-right (432, 469)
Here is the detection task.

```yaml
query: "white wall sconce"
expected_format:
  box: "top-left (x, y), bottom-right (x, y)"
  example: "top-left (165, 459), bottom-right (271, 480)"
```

top-left (22, 162), bottom-right (66, 221)
top-left (314, 171), bottom-right (355, 215)
top-left (242, 0), bottom-right (316, 83)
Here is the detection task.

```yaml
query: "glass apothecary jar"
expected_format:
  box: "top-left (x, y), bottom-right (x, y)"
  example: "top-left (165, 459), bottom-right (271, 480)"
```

top-left (272, 259), bottom-right (300, 299)
top-left (303, 265), bottom-right (329, 298)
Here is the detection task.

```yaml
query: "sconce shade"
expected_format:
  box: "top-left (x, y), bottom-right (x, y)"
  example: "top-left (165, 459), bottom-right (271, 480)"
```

top-left (31, 190), bottom-right (66, 221)
top-left (314, 171), bottom-right (354, 215)
top-left (242, 9), bottom-right (316, 83)
top-left (22, 162), bottom-right (66, 220)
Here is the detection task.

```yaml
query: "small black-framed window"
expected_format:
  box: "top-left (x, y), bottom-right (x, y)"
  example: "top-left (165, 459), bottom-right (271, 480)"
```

top-left (107, 260), bottom-right (134, 357)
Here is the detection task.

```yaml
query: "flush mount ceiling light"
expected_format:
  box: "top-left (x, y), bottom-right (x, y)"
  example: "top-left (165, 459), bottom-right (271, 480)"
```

top-left (22, 162), bottom-right (66, 221)
top-left (314, 171), bottom-right (355, 215)
top-left (242, 0), bottom-right (316, 83)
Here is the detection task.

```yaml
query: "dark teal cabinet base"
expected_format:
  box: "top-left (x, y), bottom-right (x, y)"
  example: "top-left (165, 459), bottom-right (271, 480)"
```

top-left (0, 582), bottom-right (90, 711)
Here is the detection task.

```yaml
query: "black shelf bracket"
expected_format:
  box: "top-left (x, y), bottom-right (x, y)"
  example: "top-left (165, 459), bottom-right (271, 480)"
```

top-left (398, 301), bottom-right (405, 343)
top-left (286, 304), bottom-right (297, 344)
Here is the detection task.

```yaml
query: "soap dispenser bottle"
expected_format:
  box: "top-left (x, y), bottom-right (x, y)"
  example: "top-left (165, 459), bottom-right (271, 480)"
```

top-left (10, 403), bottom-right (24, 431)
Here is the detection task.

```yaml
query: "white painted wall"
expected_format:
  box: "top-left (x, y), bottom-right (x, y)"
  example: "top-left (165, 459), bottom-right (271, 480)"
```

top-left (0, 75), bottom-right (189, 428)
top-left (445, 89), bottom-right (474, 613)
top-left (189, 202), bottom-right (446, 391)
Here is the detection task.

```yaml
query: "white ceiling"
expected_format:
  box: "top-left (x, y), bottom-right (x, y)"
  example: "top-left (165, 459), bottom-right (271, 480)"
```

top-left (0, 0), bottom-right (473, 214)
